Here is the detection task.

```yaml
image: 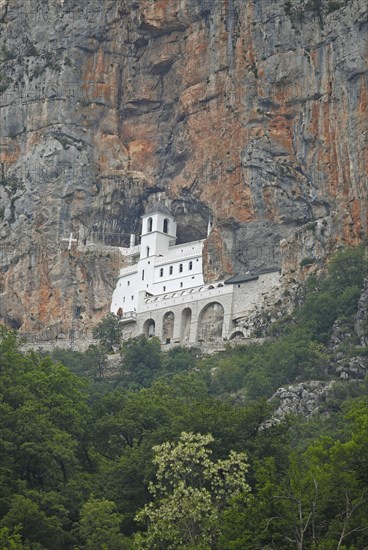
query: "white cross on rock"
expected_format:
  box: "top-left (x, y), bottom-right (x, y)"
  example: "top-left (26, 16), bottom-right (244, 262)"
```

top-left (62, 232), bottom-right (78, 251)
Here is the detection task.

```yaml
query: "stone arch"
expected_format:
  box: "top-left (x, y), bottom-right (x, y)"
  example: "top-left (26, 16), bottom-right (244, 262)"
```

top-left (143, 319), bottom-right (155, 338)
top-left (198, 302), bottom-right (224, 342)
top-left (162, 311), bottom-right (175, 343)
top-left (181, 307), bottom-right (192, 342)
top-left (229, 330), bottom-right (245, 341)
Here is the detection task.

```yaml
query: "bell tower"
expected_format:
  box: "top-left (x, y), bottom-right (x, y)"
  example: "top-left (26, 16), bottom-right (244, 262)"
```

top-left (140, 202), bottom-right (177, 259)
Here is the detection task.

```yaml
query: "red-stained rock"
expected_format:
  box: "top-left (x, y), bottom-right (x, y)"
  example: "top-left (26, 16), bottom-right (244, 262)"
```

top-left (0, 0), bottom-right (366, 343)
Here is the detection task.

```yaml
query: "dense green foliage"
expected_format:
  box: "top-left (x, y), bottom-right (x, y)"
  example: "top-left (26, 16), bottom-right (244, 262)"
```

top-left (0, 246), bottom-right (367, 548)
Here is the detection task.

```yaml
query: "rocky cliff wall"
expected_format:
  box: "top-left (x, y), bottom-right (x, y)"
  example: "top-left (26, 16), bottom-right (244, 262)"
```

top-left (0, 0), bottom-right (366, 342)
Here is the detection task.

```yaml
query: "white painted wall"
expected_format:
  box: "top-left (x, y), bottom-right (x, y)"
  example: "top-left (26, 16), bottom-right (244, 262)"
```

top-left (111, 267), bottom-right (139, 314)
top-left (140, 209), bottom-right (177, 258)
top-left (111, 209), bottom-right (205, 315)
top-left (110, 205), bottom-right (280, 346)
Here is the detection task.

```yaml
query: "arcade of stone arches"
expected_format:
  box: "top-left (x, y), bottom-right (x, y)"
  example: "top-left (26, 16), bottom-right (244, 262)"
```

top-left (142, 302), bottom-right (244, 344)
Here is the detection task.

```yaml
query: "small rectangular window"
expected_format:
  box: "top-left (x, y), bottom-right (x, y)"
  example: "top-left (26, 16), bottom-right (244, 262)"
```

top-left (131, 295), bottom-right (134, 300)
top-left (180, 282), bottom-right (183, 288)
top-left (163, 286), bottom-right (166, 292)
top-left (160, 268), bottom-right (164, 277)
top-left (189, 261), bottom-right (193, 270)
top-left (169, 266), bottom-right (173, 275)
top-left (179, 264), bottom-right (183, 273)
top-left (127, 281), bottom-right (130, 286)
top-left (142, 270), bottom-right (145, 280)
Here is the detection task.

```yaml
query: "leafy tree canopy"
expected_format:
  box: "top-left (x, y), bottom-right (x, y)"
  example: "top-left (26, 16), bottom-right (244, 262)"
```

top-left (92, 313), bottom-right (122, 352)
top-left (135, 432), bottom-right (250, 549)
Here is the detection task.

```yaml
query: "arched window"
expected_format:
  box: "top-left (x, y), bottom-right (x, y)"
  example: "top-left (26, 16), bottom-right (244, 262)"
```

top-left (198, 302), bottom-right (224, 341)
top-left (169, 266), bottom-right (173, 275)
top-left (146, 246), bottom-right (150, 257)
top-left (163, 311), bottom-right (174, 344)
top-left (160, 268), bottom-right (164, 277)
top-left (181, 308), bottom-right (192, 342)
top-left (147, 217), bottom-right (153, 232)
top-left (189, 261), bottom-right (193, 270)
top-left (179, 263), bottom-right (183, 273)
top-left (163, 218), bottom-right (169, 234)
top-left (230, 331), bottom-right (245, 341)
top-left (143, 319), bottom-right (155, 338)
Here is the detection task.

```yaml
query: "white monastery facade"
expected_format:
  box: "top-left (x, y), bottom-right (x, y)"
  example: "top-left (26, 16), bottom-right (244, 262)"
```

top-left (111, 203), bottom-right (280, 347)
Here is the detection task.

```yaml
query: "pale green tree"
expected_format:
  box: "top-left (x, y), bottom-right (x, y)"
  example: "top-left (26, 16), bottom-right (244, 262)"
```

top-left (135, 432), bottom-right (250, 549)
top-left (0, 526), bottom-right (24, 549)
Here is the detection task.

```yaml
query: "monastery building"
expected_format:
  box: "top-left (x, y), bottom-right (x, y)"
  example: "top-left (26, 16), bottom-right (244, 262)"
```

top-left (111, 203), bottom-right (280, 347)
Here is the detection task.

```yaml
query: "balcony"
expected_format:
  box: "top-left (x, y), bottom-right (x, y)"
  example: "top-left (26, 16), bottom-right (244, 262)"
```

top-left (118, 311), bottom-right (137, 324)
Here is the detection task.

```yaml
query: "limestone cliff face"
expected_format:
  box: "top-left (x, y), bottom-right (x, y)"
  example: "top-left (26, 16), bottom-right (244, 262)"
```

top-left (0, 0), bottom-right (366, 341)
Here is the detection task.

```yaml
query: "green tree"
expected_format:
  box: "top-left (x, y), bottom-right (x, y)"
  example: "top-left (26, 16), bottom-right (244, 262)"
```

top-left (135, 432), bottom-right (250, 549)
top-left (0, 526), bottom-right (24, 549)
top-left (218, 401), bottom-right (368, 550)
top-left (295, 245), bottom-right (367, 343)
top-left (0, 327), bottom-right (93, 547)
top-left (120, 336), bottom-right (163, 387)
top-left (163, 346), bottom-right (199, 375)
top-left (327, 245), bottom-right (367, 295)
top-left (297, 291), bottom-right (337, 343)
top-left (92, 314), bottom-right (122, 352)
top-left (76, 497), bottom-right (126, 550)
top-left (0, 494), bottom-right (68, 549)
top-left (0, 353), bottom-right (89, 491)
top-left (84, 344), bottom-right (108, 380)
top-left (218, 456), bottom-right (285, 549)
top-left (92, 385), bottom-right (173, 459)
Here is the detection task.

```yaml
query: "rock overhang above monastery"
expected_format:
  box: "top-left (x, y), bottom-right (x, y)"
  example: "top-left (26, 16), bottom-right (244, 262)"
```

top-left (144, 202), bottom-right (174, 217)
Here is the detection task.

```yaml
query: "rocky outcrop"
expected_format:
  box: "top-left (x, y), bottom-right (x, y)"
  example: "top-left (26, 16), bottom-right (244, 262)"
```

top-left (327, 278), bottom-right (368, 379)
top-left (268, 380), bottom-right (336, 422)
top-left (355, 278), bottom-right (368, 346)
top-left (0, 0), bottom-right (366, 343)
top-left (265, 279), bottom-right (368, 423)
top-left (335, 356), bottom-right (367, 379)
